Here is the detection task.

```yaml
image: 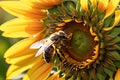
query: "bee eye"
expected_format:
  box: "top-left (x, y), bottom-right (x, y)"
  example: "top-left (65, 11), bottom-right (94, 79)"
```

top-left (60, 33), bottom-right (65, 37)
top-left (60, 32), bottom-right (67, 39)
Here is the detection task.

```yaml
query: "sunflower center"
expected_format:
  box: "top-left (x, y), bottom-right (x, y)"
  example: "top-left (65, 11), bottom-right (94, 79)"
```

top-left (63, 22), bottom-right (96, 61)
top-left (71, 29), bottom-right (92, 57)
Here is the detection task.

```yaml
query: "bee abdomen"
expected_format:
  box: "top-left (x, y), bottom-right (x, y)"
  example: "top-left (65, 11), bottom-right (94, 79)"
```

top-left (44, 46), bottom-right (54, 63)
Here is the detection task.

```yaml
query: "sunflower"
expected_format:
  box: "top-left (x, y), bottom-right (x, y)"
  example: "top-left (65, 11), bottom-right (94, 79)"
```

top-left (0, 0), bottom-right (120, 80)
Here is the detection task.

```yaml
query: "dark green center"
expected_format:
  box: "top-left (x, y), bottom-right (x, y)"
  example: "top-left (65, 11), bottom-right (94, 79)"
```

top-left (71, 29), bottom-right (94, 57)
top-left (63, 22), bottom-right (95, 60)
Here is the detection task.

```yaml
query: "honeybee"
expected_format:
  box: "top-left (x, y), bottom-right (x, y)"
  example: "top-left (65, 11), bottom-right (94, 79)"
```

top-left (30, 30), bottom-right (67, 63)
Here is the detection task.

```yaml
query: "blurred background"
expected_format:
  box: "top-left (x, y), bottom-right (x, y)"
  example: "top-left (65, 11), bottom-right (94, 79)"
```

top-left (0, 2), bottom-right (21, 80)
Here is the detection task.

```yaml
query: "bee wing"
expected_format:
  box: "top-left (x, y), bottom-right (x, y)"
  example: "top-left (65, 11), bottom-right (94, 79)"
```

top-left (46, 39), bottom-right (54, 46)
top-left (35, 48), bottom-right (44, 57)
top-left (35, 40), bottom-right (55, 57)
top-left (30, 38), bottom-right (48, 49)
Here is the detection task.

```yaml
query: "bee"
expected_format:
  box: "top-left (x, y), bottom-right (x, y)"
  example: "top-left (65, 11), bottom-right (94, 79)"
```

top-left (30, 30), bottom-right (67, 63)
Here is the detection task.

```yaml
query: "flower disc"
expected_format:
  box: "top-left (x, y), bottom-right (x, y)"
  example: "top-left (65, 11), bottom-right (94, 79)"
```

top-left (0, 0), bottom-right (120, 80)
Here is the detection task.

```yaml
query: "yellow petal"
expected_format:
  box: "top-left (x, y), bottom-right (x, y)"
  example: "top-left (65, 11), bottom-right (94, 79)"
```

top-left (2, 32), bottom-right (31, 38)
top-left (115, 68), bottom-right (120, 80)
top-left (36, 65), bottom-right (53, 80)
top-left (0, 18), bottom-right (45, 38)
top-left (4, 37), bottom-right (42, 58)
top-left (104, 0), bottom-right (119, 19)
top-left (90, 27), bottom-right (96, 36)
top-left (6, 49), bottom-right (37, 64)
top-left (94, 36), bottom-right (99, 41)
top-left (98, 0), bottom-right (109, 13)
top-left (21, 0), bottom-right (60, 9)
top-left (6, 51), bottom-right (42, 79)
top-left (103, 10), bottom-right (120, 31)
top-left (7, 63), bottom-right (33, 79)
top-left (80, 0), bottom-right (89, 12)
top-left (4, 33), bottom-right (45, 58)
top-left (90, 0), bottom-right (97, 7)
top-left (0, 1), bottom-right (46, 19)
top-left (23, 58), bottom-right (53, 80)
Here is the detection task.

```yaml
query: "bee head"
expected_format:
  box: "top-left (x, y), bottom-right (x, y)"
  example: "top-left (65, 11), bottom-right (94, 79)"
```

top-left (59, 31), bottom-right (67, 39)
top-left (51, 34), bottom-right (59, 41)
